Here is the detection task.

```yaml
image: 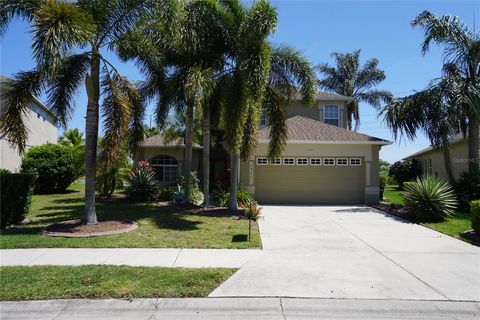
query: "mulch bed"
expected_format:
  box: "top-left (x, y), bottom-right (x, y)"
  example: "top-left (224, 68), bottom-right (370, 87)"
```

top-left (42, 219), bottom-right (138, 238)
top-left (370, 202), bottom-right (415, 222)
top-left (171, 203), bottom-right (246, 217)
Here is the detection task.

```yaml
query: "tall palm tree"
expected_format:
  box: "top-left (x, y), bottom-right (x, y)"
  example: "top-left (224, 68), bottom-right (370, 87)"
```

top-left (0, 0), bottom-right (164, 223)
top-left (317, 50), bottom-right (392, 130)
top-left (118, 0), bottom-right (224, 204)
top-left (411, 11), bottom-right (480, 173)
top-left (58, 128), bottom-right (84, 147)
top-left (217, 1), bottom-right (316, 210)
top-left (381, 78), bottom-right (462, 184)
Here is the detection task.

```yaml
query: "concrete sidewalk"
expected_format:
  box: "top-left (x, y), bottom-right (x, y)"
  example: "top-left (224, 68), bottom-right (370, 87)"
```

top-left (1, 297), bottom-right (479, 319)
top-left (0, 248), bottom-right (260, 268)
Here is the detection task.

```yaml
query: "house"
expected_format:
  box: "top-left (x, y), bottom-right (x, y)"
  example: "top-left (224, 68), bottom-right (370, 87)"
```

top-left (134, 92), bottom-right (391, 204)
top-left (0, 76), bottom-right (58, 172)
top-left (404, 134), bottom-right (473, 181)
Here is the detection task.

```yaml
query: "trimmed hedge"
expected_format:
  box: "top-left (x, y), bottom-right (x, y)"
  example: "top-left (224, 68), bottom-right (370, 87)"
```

top-left (0, 173), bottom-right (36, 228)
top-left (21, 144), bottom-right (77, 194)
top-left (471, 200), bottom-right (480, 235)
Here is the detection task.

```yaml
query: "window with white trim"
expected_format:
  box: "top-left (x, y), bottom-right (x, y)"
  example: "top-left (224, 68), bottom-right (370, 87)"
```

top-left (150, 155), bottom-right (179, 183)
top-left (270, 158), bottom-right (281, 165)
top-left (323, 158), bottom-right (335, 166)
top-left (324, 105), bottom-right (339, 127)
top-left (256, 157), bottom-right (268, 165)
top-left (350, 158), bottom-right (362, 166)
top-left (336, 158), bottom-right (348, 166)
top-left (296, 158), bottom-right (308, 165)
top-left (283, 158), bottom-right (295, 165)
top-left (310, 158), bottom-right (322, 165)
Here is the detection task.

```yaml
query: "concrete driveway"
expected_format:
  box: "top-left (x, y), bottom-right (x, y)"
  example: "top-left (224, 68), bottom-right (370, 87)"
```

top-left (210, 206), bottom-right (480, 301)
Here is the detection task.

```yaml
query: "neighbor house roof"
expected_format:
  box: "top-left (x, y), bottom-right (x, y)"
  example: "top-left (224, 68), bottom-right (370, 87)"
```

top-left (0, 75), bottom-right (58, 122)
top-left (140, 134), bottom-right (203, 148)
top-left (403, 133), bottom-right (467, 159)
top-left (258, 116), bottom-right (391, 145)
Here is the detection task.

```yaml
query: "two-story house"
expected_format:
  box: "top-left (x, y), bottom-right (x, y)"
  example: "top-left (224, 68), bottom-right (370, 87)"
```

top-left (134, 91), bottom-right (391, 204)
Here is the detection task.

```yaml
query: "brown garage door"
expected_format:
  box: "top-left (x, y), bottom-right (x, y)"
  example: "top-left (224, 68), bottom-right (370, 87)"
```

top-left (255, 162), bottom-right (364, 204)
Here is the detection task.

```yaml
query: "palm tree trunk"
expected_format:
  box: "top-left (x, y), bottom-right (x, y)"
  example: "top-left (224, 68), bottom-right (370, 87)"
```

top-left (441, 143), bottom-right (455, 184)
top-left (468, 116), bottom-right (480, 173)
top-left (184, 99), bottom-right (194, 204)
top-left (202, 105), bottom-right (210, 207)
top-left (228, 152), bottom-right (239, 211)
top-left (83, 53), bottom-right (100, 224)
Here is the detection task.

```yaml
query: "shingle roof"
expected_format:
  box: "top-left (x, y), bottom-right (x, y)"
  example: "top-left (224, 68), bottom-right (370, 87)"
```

top-left (140, 135), bottom-right (203, 148)
top-left (258, 116), bottom-right (390, 144)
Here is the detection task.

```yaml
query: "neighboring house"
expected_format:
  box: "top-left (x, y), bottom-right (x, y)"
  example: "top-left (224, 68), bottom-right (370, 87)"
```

top-left (134, 92), bottom-right (391, 204)
top-left (0, 76), bottom-right (58, 172)
top-left (404, 134), bottom-right (473, 181)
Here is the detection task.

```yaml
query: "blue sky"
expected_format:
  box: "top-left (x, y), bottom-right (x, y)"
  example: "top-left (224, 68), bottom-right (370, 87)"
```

top-left (0, 0), bottom-right (478, 163)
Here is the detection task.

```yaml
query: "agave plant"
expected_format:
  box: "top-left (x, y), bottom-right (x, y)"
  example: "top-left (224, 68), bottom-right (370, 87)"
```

top-left (403, 175), bottom-right (457, 222)
top-left (125, 166), bottom-right (159, 201)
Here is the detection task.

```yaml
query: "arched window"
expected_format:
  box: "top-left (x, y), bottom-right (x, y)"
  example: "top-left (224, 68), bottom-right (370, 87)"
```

top-left (149, 155), bottom-right (179, 183)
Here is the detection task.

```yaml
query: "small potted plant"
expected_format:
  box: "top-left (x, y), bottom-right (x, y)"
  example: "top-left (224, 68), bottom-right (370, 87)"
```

top-left (245, 202), bottom-right (261, 242)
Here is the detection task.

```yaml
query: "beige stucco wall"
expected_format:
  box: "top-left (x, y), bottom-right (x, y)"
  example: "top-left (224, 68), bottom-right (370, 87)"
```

top-left (284, 100), bottom-right (348, 128)
top-left (0, 102), bottom-right (57, 172)
top-left (413, 140), bottom-right (469, 180)
top-left (135, 147), bottom-right (202, 177)
top-left (240, 143), bottom-right (381, 204)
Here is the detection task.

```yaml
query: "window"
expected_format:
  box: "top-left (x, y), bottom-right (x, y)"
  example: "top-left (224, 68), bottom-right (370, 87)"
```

top-left (260, 109), bottom-right (267, 126)
top-left (350, 158), bottom-right (362, 166)
top-left (256, 157), bottom-right (268, 165)
top-left (324, 105), bottom-right (339, 126)
top-left (296, 158), bottom-right (308, 165)
top-left (150, 155), bottom-right (179, 183)
top-left (323, 158), bottom-right (335, 166)
top-left (310, 158), bottom-right (322, 165)
top-left (283, 158), bottom-right (295, 165)
top-left (270, 158), bottom-right (281, 165)
top-left (336, 158), bottom-right (348, 166)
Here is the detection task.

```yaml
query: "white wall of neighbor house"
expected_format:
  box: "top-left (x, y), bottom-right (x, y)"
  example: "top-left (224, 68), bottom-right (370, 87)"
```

top-left (0, 102), bottom-right (57, 172)
top-left (240, 143), bottom-right (381, 204)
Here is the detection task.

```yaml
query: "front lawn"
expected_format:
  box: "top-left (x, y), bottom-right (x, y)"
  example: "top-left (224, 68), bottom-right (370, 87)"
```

top-left (0, 265), bottom-right (235, 300)
top-left (0, 184), bottom-right (261, 249)
top-left (381, 185), bottom-right (478, 246)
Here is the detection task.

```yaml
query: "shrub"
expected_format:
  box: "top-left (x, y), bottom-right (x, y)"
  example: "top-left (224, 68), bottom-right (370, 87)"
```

top-left (388, 159), bottom-right (422, 189)
top-left (176, 171), bottom-right (203, 204)
top-left (403, 175), bottom-right (457, 222)
top-left (0, 168), bottom-right (12, 175)
top-left (125, 165), bottom-right (159, 200)
top-left (212, 186), bottom-right (255, 208)
top-left (21, 144), bottom-right (77, 194)
top-left (471, 200), bottom-right (480, 235)
top-left (454, 169), bottom-right (480, 211)
top-left (0, 173), bottom-right (36, 228)
top-left (158, 186), bottom-right (176, 201)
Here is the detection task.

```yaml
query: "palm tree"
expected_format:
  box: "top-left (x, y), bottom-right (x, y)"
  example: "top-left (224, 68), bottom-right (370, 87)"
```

top-left (58, 128), bottom-right (84, 147)
top-left (412, 11), bottom-right (480, 173)
top-left (217, 1), bottom-right (316, 210)
top-left (0, 0), bottom-right (163, 223)
top-left (382, 78), bottom-right (462, 184)
top-left (118, 0), bottom-right (223, 204)
top-left (317, 50), bottom-right (392, 130)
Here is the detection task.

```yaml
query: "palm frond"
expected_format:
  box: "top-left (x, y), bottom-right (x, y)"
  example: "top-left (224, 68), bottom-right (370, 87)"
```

top-left (32, 0), bottom-right (95, 74)
top-left (0, 0), bottom-right (43, 37)
top-left (46, 53), bottom-right (91, 127)
top-left (264, 87), bottom-right (287, 159)
top-left (0, 70), bottom-right (45, 153)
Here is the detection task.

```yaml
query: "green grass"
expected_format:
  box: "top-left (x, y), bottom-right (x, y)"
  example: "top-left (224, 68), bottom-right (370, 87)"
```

top-left (0, 265), bottom-right (236, 300)
top-left (383, 185), bottom-right (404, 205)
top-left (0, 184), bottom-right (261, 249)
top-left (382, 185), bottom-right (478, 246)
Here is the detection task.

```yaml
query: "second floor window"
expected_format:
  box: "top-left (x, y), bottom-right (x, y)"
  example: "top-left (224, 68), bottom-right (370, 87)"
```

top-left (324, 105), bottom-right (339, 127)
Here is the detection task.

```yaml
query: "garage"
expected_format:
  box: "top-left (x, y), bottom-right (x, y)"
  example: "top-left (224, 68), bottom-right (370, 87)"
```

top-left (254, 157), bottom-right (364, 204)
